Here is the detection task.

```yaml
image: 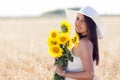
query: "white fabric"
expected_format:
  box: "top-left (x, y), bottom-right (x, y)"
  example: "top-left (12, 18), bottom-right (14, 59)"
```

top-left (65, 6), bottom-right (106, 39)
top-left (65, 51), bottom-right (97, 80)
top-left (65, 51), bottom-right (84, 80)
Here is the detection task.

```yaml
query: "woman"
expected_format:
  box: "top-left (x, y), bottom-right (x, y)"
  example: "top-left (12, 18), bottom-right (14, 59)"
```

top-left (55, 6), bottom-right (105, 80)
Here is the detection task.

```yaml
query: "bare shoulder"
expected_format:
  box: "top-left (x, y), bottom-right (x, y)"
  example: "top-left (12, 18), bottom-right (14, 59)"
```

top-left (78, 38), bottom-right (93, 48)
top-left (77, 39), bottom-right (94, 73)
top-left (78, 38), bottom-right (93, 56)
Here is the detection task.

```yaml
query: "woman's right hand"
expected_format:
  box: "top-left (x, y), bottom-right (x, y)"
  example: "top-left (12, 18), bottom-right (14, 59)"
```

top-left (54, 65), bottom-right (65, 77)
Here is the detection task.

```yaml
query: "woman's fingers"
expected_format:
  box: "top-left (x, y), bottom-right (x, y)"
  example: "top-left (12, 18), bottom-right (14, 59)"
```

top-left (56, 65), bottom-right (63, 70)
top-left (54, 66), bottom-right (63, 74)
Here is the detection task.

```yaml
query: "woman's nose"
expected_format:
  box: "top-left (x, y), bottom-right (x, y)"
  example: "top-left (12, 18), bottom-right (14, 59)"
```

top-left (76, 21), bottom-right (81, 26)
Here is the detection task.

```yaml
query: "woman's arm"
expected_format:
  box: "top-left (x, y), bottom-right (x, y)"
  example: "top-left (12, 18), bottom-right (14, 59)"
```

top-left (64, 71), bottom-right (94, 80)
top-left (64, 40), bottom-right (94, 80)
top-left (55, 40), bottom-right (94, 80)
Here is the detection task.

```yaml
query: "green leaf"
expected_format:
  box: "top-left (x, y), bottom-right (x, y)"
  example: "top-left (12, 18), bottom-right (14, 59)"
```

top-left (54, 73), bottom-right (60, 80)
top-left (63, 48), bottom-right (73, 62)
top-left (53, 73), bottom-right (64, 80)
top-left (61, 26), bottom-right (67, 32)
top-left (63, 60), bottom-right (68, 67)
top-left (68, 52), bottom-right (73, 62)
top-left (60, 44), bottom-right (63, 48)
top-left (58, 59), bottom-right (63, 66)
top-left (69, 56), bottom-right (73, 62)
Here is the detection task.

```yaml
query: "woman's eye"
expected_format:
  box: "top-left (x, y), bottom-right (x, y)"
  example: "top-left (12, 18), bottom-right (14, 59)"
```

top-left (76, 17), bottom-right (79, 20)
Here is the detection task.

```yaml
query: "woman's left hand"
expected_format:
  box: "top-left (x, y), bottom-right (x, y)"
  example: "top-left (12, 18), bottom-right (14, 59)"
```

top-left (54, 65), bottom-right (64, 77)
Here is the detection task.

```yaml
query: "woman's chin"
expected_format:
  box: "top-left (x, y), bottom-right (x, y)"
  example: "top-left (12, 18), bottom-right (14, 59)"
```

top-left (75, 31), bottom-right (81, 34)
top-left (75, 29), bottom-right (81, 33)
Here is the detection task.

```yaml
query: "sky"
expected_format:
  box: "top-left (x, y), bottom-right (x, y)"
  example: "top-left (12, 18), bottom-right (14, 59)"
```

top-left (0, 0), bottom-right (120, 17)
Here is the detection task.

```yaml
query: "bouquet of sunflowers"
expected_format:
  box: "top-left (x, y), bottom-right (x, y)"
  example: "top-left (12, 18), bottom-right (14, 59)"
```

top-left (47, 20), bottom-right (79, 80)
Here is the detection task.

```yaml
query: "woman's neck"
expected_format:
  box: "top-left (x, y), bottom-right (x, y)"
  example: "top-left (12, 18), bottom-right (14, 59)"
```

top-left (80, 32), bottom-right (88, 39)
top-left (80, 35), bottom-right (88, 39)
top-left (81, 32), bottom-right (87, 36)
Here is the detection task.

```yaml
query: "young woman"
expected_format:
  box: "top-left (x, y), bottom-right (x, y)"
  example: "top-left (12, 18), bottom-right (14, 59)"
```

top-left (55, 6), bottom-right (105, 80)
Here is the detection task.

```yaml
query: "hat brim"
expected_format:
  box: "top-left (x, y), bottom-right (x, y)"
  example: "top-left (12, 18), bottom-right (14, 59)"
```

top-left (65, 9), bottom-right (77, 35)
top-left (65, 9), bottom-right (105, 39)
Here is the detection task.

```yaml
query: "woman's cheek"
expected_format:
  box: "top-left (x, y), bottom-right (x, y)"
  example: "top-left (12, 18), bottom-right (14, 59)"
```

top-left (75, 22), bottom-right (77, 27)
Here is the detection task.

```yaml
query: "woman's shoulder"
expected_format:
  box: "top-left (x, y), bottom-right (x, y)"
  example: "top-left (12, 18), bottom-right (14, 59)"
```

top-left (78, 38), bottom-right (93, 55)
top-left (78, 39), bottom-right (88, 50)
top-left (78, 38), bottom-right (92, 47)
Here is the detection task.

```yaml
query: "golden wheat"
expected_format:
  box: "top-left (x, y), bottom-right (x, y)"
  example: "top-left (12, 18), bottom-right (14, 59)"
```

top-left (0, 16), bottom-right (119, 80)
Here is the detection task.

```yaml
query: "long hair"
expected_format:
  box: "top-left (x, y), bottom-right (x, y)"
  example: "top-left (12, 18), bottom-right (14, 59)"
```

top-left (78, 15), bottom-right (99, 65)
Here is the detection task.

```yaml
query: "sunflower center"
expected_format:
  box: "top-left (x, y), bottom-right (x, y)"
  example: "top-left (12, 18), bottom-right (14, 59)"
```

top-left (67, 41), bottom-right (70, 45)
top-left (52, 33), bottom-right (57, 38)
top-left (53, 47), bottom-right (59, 53)
top-left (74, 37), bottom-right (77, 41)
top-left (51, 41), bottom-right (57, 45)
top-left (60, 37), bottom-right (66, 42)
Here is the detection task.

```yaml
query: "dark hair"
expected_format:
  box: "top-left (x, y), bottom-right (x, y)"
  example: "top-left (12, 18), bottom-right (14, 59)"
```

top-left (78, 15), bottom-right (99, 65)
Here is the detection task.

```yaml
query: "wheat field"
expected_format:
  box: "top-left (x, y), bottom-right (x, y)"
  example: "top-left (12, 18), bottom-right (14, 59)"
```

top-left (0, 16), bottom-right (120, 80)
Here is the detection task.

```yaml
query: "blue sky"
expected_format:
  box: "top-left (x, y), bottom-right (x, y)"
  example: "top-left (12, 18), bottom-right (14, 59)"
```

top-left (0, 0), bottom-right (120, 17)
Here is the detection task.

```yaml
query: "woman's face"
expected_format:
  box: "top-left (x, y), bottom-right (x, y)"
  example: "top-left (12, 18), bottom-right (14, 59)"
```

top-left (75, 13), bottom-right (88, 35)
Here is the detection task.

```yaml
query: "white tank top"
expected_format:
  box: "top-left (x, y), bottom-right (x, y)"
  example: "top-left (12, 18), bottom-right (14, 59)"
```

top-left (65, 51), bottom-right (97, 80)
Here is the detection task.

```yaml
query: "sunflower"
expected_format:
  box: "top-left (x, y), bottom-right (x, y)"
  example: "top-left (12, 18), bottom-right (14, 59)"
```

top-left (49, 30), bottom-right (58, 39)
top-left (66, 38), bottom-right (72, 49)
top-left (47, 37), bottom-right (58, 46)
top-left (58, 33), bottom-right (69, 44)
top-left (48, 45), bottom-right (63, 58)
top-left (72, 33), bottom-right (79, 46)
top-left (60, 20), bottom-right (71, 33)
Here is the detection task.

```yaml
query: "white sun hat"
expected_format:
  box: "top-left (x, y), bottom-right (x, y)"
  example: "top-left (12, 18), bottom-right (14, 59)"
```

top-left (65, 6), bottom-right (106, 39)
